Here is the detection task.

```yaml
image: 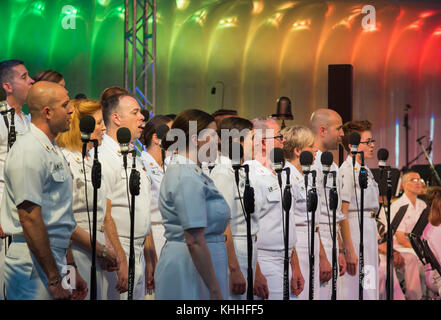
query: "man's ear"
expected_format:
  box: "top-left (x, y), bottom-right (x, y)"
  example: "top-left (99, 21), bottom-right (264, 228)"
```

top-left (111, 113), bottom-right (120, 127)
top-left (2, 82), bottom-right (13, 95)
top-left (319, 125), bottom-right (327, 137)
top-left (42, 106), bottom-right (51, 119)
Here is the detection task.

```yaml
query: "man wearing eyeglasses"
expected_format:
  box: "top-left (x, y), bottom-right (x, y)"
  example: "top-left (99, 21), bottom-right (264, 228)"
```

top-left (388, 171), bottom-right (427, 300)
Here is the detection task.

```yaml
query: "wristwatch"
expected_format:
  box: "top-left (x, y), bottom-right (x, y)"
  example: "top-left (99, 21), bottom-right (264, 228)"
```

top-left (339, 249), bottom-right (346, 254)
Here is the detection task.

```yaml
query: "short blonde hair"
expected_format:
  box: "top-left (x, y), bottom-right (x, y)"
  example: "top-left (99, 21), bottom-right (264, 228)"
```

top-left (56, 99), bottom-right (102, 152)
top-left (282, 125), bottom-right (315, 161)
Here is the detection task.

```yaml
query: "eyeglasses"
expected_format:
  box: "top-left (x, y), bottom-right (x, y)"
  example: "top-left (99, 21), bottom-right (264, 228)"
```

top-left (360, 138), bottom-right (376, 145)
top-left (263, 135), bottom-right (284, 141)
top-left (409, 178), bottom-right (425, 184)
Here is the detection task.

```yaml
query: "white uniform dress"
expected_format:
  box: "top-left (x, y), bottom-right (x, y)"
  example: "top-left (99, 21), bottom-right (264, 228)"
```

top-left (0, 106), bottom-right (30, 300)
top-left (339, 155), bottom-right (379, 300)
top-left (140, 150), bottom-right (165, 256)
top-left (387, 193), bottom-right (427, 300)
top-left (1, 123), bottom-right (76, 300)
top-left (155, 154), bottom-right (230, 300)
top-left (311, 150), bottom-right (346, 300)
top-left (245, 160), bottom-right (297, 300)
top-left (210, 155), bottom-right (259, 300)
top-left (285, 161), bottom-right (321, 300)
top-left (99, 134), bottom-right (152, 300)
top-left (62, 148), bottom-right (108, 300)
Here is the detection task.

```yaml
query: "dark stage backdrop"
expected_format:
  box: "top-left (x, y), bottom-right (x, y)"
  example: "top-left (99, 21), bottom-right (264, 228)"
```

top-left (1, 0), bottom-right (440, 169)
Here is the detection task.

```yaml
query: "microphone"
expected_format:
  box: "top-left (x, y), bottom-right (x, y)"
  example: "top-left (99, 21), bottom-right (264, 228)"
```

top-left (300, 151), bottom-right (313, 175)
top-left (377, 148), bottom-right (389, 169)
top-left (155, 124), bottom-right (170, 149)
top-left (117, 127), bottom-right (131, 169)
top-left (229, 141), bottom-right (244, 186)
top-left (321, 151), bottom-right (333, 188)
top-left (270, 148), bottom-right (285, 173)
top-left (79, 115), bottom-right (96, 158)
top-left (349, 132), bottom-right (361, 167)
top-left (321, 151), bottom-right (333, 174)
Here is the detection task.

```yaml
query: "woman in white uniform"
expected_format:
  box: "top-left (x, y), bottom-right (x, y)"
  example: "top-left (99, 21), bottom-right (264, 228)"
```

top-left (339, 120), bottom-right (380, 300)
top-left (56, 99), bottom-right (119, 300)
top-left (139, 115), bottom-right (172, 257)
top-left (210, 117), bottom-right (259, 300)
top-left (282, 125), bottom-right (321, 300)
top-left (155, 109), bottom-right (230, 300)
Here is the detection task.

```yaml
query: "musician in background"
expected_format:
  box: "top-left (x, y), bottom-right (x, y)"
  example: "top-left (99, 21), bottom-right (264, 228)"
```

top-left (381, 171), bottom-right (427, 300)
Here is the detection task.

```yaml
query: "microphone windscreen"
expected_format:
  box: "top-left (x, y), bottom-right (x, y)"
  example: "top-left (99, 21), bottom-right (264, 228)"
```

top-left (377, 148), bottom-right (389, 161)
top-left (0, 87), bottom-right (6, 101)
top-left (79, 115), bottom-right (96, 134)
top-left (320, 151), bottom-right (333, 166)
top-left (300, 151), bottom-right (313, 166)
top-left (349, 131), bottom-right (361, 146)
top-left (229, 141), bottom-right (243, 164)
top-left (117, 127), bottom-right (131, 144)
top-left (74, 93), bottom-right (87, 100)
top-left (270, 148), bottom-right (285, 164)
top-left (155, 124), bottom-right (170, 140)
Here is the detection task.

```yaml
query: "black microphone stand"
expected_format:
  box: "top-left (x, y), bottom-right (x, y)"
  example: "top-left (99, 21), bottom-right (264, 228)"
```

top-left (243, 165), bottom-right (254, 300)
top-left (328, 171), bottom-right (338, 300)
top-left (282, 167), bottom-right (292, 301)
top-left (385, 166), bottom-right (394, 300)
top-left (128, 150), bottom-right (140, 300)
top-left (358, 151), bottom-right (368, 300)
top-left (307, 170), bottom-right (318, 300)
top-left (90, 139), bottom-right (101, 300)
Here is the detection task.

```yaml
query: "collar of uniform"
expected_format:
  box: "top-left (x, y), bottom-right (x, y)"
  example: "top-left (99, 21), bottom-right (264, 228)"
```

top-left (245, 159), bottom-right (272, 176)
top-left (62, 148), bottom-right (84, 165)
top-left (173, 153), bottom-right (198, 166)
top-left (218, 154), bottom-right (232, 166)
top-left (29, 123), bottom-right (56, 152)
top-left (6, 103), bottom-right (29, 122)
top-left (102, 134), bottom-right (124, 157)
top-left (400, 192), bottom-right (426, 211)
top-left (142, 150), bottom-right (162, 171)
top-left (346, 155), bottom-right (360, 170)
top-left (284, 161), bottom-right (303, 183)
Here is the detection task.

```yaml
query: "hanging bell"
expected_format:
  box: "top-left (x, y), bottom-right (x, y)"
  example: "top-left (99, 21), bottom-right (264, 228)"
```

top-left (272, 96), bottom-right (293, 129)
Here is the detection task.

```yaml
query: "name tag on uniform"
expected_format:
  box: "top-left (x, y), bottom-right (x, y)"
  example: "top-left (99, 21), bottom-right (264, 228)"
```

top-left (268, 183), bottom-right (279, 193)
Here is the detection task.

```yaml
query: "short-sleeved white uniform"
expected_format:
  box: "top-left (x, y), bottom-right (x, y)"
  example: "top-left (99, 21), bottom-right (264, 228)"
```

top-left (1, 123), bottom-right (75, 300)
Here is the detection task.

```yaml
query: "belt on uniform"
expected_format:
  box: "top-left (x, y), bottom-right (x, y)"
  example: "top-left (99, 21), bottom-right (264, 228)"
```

top-left (296, 225), bottom-right (319, 233)
top-left (348, 210), bottom-right (376, 219)
top-left (232, 235), bottom-right (258, 242)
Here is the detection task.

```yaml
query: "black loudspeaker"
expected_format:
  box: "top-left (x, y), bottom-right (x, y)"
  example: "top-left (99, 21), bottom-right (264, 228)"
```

top-left (328, 64), bottom-right (353, 166)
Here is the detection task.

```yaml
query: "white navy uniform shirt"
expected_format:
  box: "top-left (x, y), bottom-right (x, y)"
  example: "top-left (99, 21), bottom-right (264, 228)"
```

top-left (244, 160), bottom-right (297, 251)
top-left (339, 155), bottom-right (380, 215)
top-left (311, 150), bottom-right (346, 225)
top-left (61, 149), bottom-right (107, 232)
top-left (379, 193), bottom-right (427, 252)
top-left (0, 105), bottom-right (31, 197)
top-left (141, 150), bottom-right (164, 224)
top-left (210, 155), bottom-right (259, 237)
top-left (99, 134), bottom-right (151, 239)
top-left (0, 123), bottom-right (75, 249)
top-left (285, 161), bottom-right (321, 227)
